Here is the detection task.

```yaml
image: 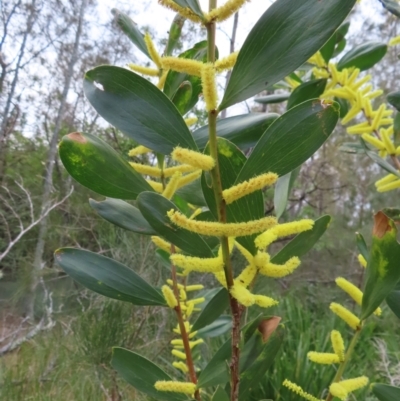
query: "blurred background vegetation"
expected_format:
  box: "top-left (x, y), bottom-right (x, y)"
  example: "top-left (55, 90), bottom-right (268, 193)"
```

top-left (0, 0), bottom-right (399, 400)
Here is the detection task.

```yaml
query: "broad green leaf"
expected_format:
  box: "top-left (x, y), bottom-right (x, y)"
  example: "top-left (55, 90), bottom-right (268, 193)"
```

top-left (175, 178), bottom-right (207, 207)
top-left (361, 211), bottom-right (400, 320)
top-left (89, 198), bottom-right (156, 235)
top-left (372, 383), bottom-right (400, 401)
top-left (273, 168), bottom-right (300, 219)
top-left (219, 0), bottom-right (356, 109)
top-left (212, 387), bottom-right (229, 401)
top-left (201, 138), bottom-right (264, 254)
top-left (197, 315), bottom-right (232, 338)
top-left (286, 79), bottom-right (327, 110)
top-left (137, 191), bottom-right (216, 257)
top-left (333, 38), bottom-right (347, 57)
top-left (165, 14), bottom-right (185, 56)
top-left (172, 80), bottom-right (193, 115)
top-left (321, 21), bottom-right (350, 62)
top-left (355, 232), bottom-right (369, 262)
top-left (270, 215), bottom-right (331, 264)
top-left (54, 248), bottom-right (165, 306)
top-left (192, 288), bottom-right (229, 331)
top-left (387, 91), bottom-right (400, 112)
top-left (237, 100), bottom-right (340, 182)
top-left (84, 66), bottom-right (197, 155)
top-left (194, 113), bottom-right (279, 151)
top-left (59, 132), bottom-right (153, 199)
top-left (171, 0), bottom-right (204, 18)
top-left (111, 9), bottom-right (150, 58)
top-left (112, 348), bottom-right (186, 401)
top-left (386, 282), bottom-right (400, 319)
top-left (379, 0), bottom-right (400, 18)
top-left (338, 42), bottom-right (387, 71)
top-left (254, 94), bottom-right (290, 104)
top-left (239, 325), bottom-right (285, 400)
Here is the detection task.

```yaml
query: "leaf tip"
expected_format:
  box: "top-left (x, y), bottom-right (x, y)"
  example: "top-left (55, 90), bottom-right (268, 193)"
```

top-left (66, 132), bottom-right (87, 144)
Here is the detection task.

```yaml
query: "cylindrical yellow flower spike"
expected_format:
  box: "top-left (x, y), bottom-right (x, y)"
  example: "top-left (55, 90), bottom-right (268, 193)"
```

top-left (329, 383), bottom-right (348, 401)
top-left (235, 264), bottom-right (258, 288)
top-left (162, 171), bottom-right (182, 200)
top-left (258, 257), bottom-right (301, 278)
top-left (185, 284), bottom-right (204, 292)
top-left (168, 209), bottom-right (277, 237)
top-left (184, 117), bottom-right (198, 126)
top-left (146, 179), bottom-right (163, 193)
top-left (330, 303), bottom-right (361, 330)
top-left (144, 32), bottom-right (162, 69)
top-left (339, 376), bottom-right (369, 392)
top-left (222, 172), bottom-right (278, 205)
top-left (201, 63), bottom-right (218, 112)
top-left (158, 0), bottom-right (202, 23)
top-left (230, 284), bottom-right (255, 306)
top-left (389, 35), bottom-right (400, 46)
top-left (215, 52), bottom-right (239, 72)
top-left (253, 294), bottom-right (279, 309)
top-left (331, 330), bottom-right (345, 362)
top-left (335, 277), bottom-right (363, 305)
top-left (214, 271), bottom-right (228, 288)
top-left (357, 253), bottom-right (367, 268)
top-left (282, 379), bottom-right (323, 401)
top-left (172, 147), bottom-right (215, 171)
top-left (157, 70), bottom-right (169, 90)
top-left (172, 361), bottom-right (188, 373)
top-left (176, 170), bottom-right (202, 189)
top-left (205, 0), bottom-right (249, 22)
top-left (170, 253), bottom-right (224, 273)
top-left (152, 236), bottom-right (174, 253)
top-left (380, 127), bottom-right (396, 155)
top-left (376, 179), bottom-right (400, 192)
top-left (162, 57), bottom-right (203, 76)
top-left (154, 381), bottom-right (196, 394)
top-left (130, 162), bottom-right (161, 176)
top-left (162, 285), bottom-right (178, 308)
top-left (361, 134), bottom-right (385, 150)
top-left (128, 145), bottom-right (152, 156)
top-left (127, 63), bottom-right (159, 76)
top-left (234, 241), bottom-right (255, 265)
top-left (307, 352), bottom-right (340, 364)
top-left (171, 349), bottom-right (187, 360)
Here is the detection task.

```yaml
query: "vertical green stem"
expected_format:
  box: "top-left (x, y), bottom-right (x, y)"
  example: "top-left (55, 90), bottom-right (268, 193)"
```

top-left (205, 3), bottom-right (242, 401)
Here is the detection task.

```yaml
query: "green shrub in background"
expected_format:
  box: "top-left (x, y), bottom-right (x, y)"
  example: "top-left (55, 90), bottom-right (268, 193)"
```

top-left (54, 0), bottom-right (400, 400)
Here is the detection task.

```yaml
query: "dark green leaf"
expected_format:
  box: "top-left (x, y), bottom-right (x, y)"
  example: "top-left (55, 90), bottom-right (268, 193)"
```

top-left (273, 168), bottom-right (300, 219)
top-left (386, 282), bottom-right (400, 319)
top-left (59, 132), bottom-right (153, 199)
top-left (112, 348), bottom-right (186, 401)
top-left (394, 113), bottom-right (400, 147)
top-left (333, 38), bottom-right (347, 57)
top-left (338, 42), bottom-right (387, 71)
top-left (372, 383), bottom-right (400, 401)
top-left (54, 248), bottom-right (165, 306)
top-left (212, 387), bottom-right (229, 401)
top-left (320, 22), bottom-right (350, 62)
top-left (84, 66), bottom-right (197, 155)
top-left (192, 288), bottom-right (229, 331)
top-left (137, 191), bottom-right (216, 257)
top-left (379, 0), bottom-right (400, 18)
top-left (271, 215), bottom-right (331, 264)
top-left (194, 113), bottom-right (278, 151)
top-left (171, 0), bottom-right (204, 18)
top-left (387, 91), bottom-right (400, 112)
top-left (89, 198), bottom-right (156, 235)
top-left (237, 100), bottom-right (340, 182)
top-left (220, 0), bottom-right (356, 109)
top-left (201, 138), bottom-right (264, 254)
top-left (165, 14), bottom-right (185, 56)
top-left (172, 80), bottom-right (193, 115)
top-left (197, 315), bottom-right (232, 338)
top-left (111, 9), bottom-right (150, 58)
top-left (361, 211), bottom-right (400, 320)
top-left (355, 232), bottom-right (369, 262)
top-left (286, 79), bottom-right (327, 110)
top-left (335, 96), bottom-right (350, 118)
top-left (175, 178), bottom-right (207, 207)
top-left (254, 94), bottom-right (290, 104)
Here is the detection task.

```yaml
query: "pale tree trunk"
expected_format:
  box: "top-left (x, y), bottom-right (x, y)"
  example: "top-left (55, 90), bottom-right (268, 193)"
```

top-left (25, 0), bottom-right (87, 319)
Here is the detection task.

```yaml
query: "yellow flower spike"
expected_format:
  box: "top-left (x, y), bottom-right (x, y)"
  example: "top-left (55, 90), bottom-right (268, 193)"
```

top-left (323, 88), bottom-right (352, 100)
top-left (339, 376), bottom-right (369, 392)
top-left (341, 104), bottom-right (362, 125)
top-left (363, 99), bottom-right (374, 118)
top-left (335, 277), bottom-right (363, 305)
top-left (357, 253), bottom-right (367, 268)
top-left (165, 164), bottom-right (198, 176)
top-left (127, 63), bottom-right (159, 76)
top-left (167, 279), bottom-right (184, 289)
top-left (130, 162), bottom-right (160, 176)
top-left (171, 339), bottom-right (184, 346)
top-left (128, 145), bottom-right (152, 157)
top-left (215, 51), bottom-right (239, 72)
top-left (176, 170), bottom-right (202, 189)
top-left (272, 219), bottom-right (314, 237)
top-left (179, 288), bottom-right (187, 301)
top-left (360, 84), bottom-right (373, 96)
top-left (343, 86), bottom-right (358, 100)
top-left (146, 179), bottom-right (163, 193)
top-left (235, 241), bottom-right (256, 264)
top-left (351, 74), bottom-right (371, 91)
top-left (307, 351), bottom-right (340, 364)
top-left (253, 251), bottom-right (270, 268)
top-left (144, 32), bottom-right (162, 69)
top-left (235, 264), bottom-right (258, 288)
top-left (168, 209), bottom-right (277, 237)
top-left (366, 89), bottom-right (384, 99)
top-left (188, 331), bottom-right (198, 339)
top-left (308, 52), bottom-right (326, 68)
top-left (259, 257), bottom-right (301, 278)
top-left (158, 0), bottom-right (202, 22)
top-left (170, 253), bottom-right (224, 273)
top-left (171, 349), bottom-right (187, 360)
top-left (162, 56), bottom-right (203, 77)
top-left (214, 271), bottom-right (228, 288)
top-left (154, 381), bottom-right (196, 395)
top-left (201, 63), bottom-right (218, 111)
top-left (186, 284), bottom-right (204, 292)
top-left (389, 35), bottom-right (400, 46)
top-left (205, 0), bottom-right (249, 22)
top-left (190, 297), bottom-right (205, 305)
top-left (329, 383), bottom-right (348, 401)
top-left (151, 236), bottom-right (180, 253)
top-left (380, 128), bottom-right (397, 155)
top-left (162, 171), bottom-right (182, 200)
top-left (172, 361), bottom-right (189, 373)
top-left (172, 147), bottom-right (215, 171)
top-left (347, 121), bottom-right (374, 134)
top-left (189, 208), bottom-right (203, 220)
top-left (157, 70), bottom-right (169, 90)
top-left (254, 294), bottom-right (279, 309)
top-left (285, 76), bottom-right (301, 88)
top-left (376, 179), bottom-right (400, 192)
top-left (186, 301), bottom-right (195, 317)
top-left (189, 339), bottom-right (204, 348)
top-left (255, 230), bottom-right (278, 249)
top-left (361, 134), bottom-right (385, 150)
top-left (330, 302), bottom-right (361, 330)
top-left (230, 284), bottom-right (255, 307)
top-left (184, 117), bottom-right (198, 126)
top-left (162, 285), bottom-right (178, 308)
top-left (371, 104), bottom-right (385, 131)
top-left (282, 379), bottom-right (323, 401)
top-left (376, 173), bottom-right (400, 187)
top-left (331, 330), bottom-right (345, 362)
top-left (222, 172), bottom-right (278, 204)
top-left (347, 68), bottom-right (360, 86)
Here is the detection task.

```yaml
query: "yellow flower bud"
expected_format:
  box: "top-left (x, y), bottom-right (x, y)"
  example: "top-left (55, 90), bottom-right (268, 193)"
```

top-left (172, 147), bottom-right (215, 171)
top-left (162, 285), bottom-right (177, 308)
top-left (154, 380), bottom-right (196, 394)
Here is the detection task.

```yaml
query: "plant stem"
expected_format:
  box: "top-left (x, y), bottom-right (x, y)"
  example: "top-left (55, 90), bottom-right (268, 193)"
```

top-left (170, 246), bottom-right (201, 401)
top-left (325, 327), bottom-right (362, 401)
top-left (205, 3), bottom-right (243, 401)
